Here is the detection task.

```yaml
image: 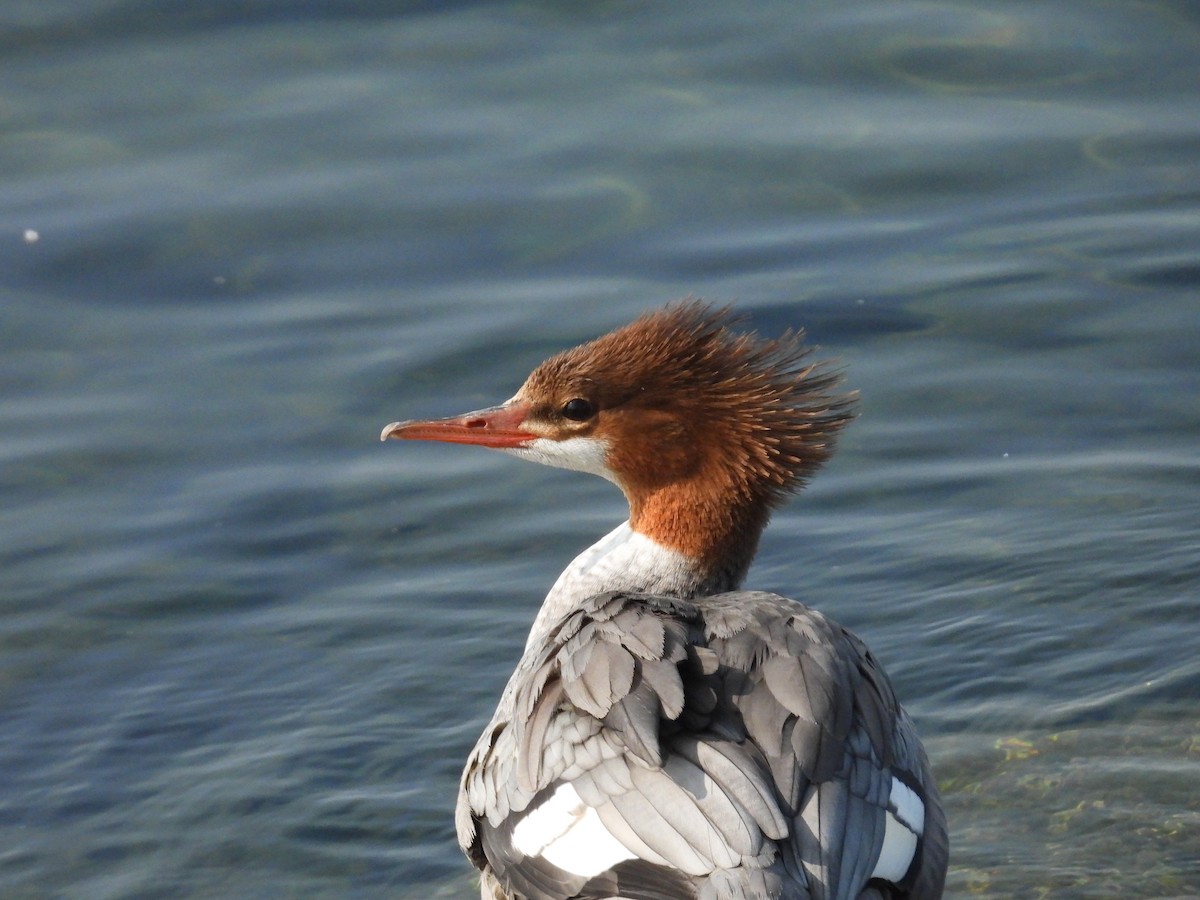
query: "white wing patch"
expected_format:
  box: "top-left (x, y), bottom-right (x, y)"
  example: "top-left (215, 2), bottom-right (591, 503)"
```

top-left (511, 783), bottom-right (636, 878)
top-left (871, 777), bottom-right (926, 883)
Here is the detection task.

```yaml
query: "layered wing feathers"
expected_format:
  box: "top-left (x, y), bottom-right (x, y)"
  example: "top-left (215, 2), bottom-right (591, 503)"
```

top-left (458, 590), bottom-right (945, 899)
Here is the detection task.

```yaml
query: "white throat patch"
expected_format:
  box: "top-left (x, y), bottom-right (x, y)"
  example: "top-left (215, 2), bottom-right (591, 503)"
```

top-left (504, 436), bottom-right (615, 483)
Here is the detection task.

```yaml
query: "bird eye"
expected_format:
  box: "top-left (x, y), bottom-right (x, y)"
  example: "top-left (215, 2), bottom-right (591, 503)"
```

top-left (561, 398), bottom-right (596, 421)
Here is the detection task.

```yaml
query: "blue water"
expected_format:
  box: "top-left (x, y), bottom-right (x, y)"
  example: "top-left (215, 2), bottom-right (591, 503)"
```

top-left (2, 1), bottom-right (1198, 897)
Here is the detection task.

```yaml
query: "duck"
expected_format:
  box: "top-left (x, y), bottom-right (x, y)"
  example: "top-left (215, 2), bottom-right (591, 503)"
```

top-left (381, 301), bottom-right (947, 899)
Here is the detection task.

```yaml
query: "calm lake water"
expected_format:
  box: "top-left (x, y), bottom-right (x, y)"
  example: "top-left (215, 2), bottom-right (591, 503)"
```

top-left (2, 1), bottom-right (1198, 897)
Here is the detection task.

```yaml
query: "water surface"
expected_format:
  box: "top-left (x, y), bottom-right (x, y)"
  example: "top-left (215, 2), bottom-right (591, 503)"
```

top-left (2, 1), bottom-right (1198, 897)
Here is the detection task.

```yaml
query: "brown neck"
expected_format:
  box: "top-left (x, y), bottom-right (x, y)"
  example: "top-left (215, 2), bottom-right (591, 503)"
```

top-left (627, 477), bottom-right (770, 587)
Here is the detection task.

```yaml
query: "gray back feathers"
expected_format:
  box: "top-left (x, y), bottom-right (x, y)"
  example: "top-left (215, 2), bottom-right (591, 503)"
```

top-left (457, 590), bottom-right (948, 900)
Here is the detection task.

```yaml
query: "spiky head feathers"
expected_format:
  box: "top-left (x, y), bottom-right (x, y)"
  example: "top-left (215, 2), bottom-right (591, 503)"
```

top-left (519, 301), bottom-right (857, 509)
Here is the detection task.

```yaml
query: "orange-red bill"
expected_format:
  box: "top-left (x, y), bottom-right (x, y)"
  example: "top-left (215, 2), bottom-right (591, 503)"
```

top-left (380, 402), bottom-right (535, 449)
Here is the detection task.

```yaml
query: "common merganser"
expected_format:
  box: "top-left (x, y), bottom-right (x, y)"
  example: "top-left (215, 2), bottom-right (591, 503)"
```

top-left (382, 302), bottom-right (948, 900)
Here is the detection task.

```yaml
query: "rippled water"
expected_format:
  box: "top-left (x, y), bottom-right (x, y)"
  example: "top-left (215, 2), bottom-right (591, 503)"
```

top-left (2, 1), bottom-right (1198, 897)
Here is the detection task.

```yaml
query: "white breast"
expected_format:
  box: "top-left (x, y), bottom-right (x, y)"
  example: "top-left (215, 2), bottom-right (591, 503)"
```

top-left (527, 521), bottom-right (706, 648)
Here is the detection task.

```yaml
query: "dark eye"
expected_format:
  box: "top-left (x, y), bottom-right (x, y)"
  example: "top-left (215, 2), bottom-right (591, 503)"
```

top-left (561, 398), bottom-right (597, 421)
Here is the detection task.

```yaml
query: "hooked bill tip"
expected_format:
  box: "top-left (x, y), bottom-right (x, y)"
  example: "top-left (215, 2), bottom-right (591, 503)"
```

top-left (380, 421), bottom-right (404, 441)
